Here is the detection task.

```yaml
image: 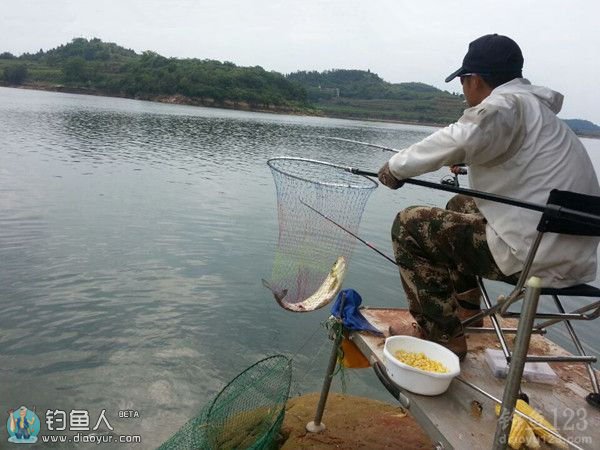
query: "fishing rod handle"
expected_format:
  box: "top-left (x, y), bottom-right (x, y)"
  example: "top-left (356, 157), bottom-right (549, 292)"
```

top-left (350, 168), bottom-right (545, 213)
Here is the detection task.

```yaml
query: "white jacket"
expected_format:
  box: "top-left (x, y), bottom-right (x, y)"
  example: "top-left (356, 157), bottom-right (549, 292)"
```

top-left (388, 78), bottom-right (600, 287)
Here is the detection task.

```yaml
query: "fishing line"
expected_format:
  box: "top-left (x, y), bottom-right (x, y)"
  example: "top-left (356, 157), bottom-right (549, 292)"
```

top-left (283, 320), bottom-right (338, 395)
top-left (289, 320), bottom-right (329, 359)
top-left (316, 136), bottom-right (400, 153)
top-left (300, 199), bottom-right (398, 266)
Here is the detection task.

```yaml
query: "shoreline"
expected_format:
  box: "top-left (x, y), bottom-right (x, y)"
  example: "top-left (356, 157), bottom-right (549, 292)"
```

top-left (1, 83), bottom-right (448, 129)
top-left (8, 82), bottom-right (321, 117)
top-left (4, 83), bottom-right (599, 137)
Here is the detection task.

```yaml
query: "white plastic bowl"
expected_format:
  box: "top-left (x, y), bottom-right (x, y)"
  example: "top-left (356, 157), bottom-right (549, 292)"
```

top-left (383, 335), bottom-right (461, 396)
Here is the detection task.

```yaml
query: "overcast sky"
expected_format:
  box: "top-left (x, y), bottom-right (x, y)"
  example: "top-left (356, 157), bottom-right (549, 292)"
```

top-left (2, 0), bottom-right (599, 122)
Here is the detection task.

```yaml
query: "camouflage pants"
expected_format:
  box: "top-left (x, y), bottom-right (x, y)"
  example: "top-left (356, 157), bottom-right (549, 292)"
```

top-left (391, 195), bottom-right (519, 339)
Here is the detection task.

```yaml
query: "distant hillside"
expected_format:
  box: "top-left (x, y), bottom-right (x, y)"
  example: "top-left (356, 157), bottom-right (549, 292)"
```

top-left (2, 38), bottom-right (599, 133)
top-left (287, 69), bottom-right (464, 124)
top-left (0, 38), bottom-right (309, 111)
top-left (564, 119), bottom-right (600, 138)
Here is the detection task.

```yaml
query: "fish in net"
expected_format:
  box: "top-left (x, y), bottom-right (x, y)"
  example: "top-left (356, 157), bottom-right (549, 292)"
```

top-left (263, 157), bottom-right (377, 312)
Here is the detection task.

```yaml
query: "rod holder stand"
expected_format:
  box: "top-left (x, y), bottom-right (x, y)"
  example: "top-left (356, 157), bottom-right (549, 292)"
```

top-left (306, 293), bottom-right (346, 433)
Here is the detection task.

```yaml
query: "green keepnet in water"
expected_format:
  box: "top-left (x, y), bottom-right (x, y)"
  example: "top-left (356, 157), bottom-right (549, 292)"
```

top-left (158, 355), bottom-right (292, 450)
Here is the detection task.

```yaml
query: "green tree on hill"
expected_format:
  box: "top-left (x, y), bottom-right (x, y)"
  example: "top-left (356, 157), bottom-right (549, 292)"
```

top-left (0, 38), bottom-right (308, 108)
top-left (287, 68), bottom-right (465, 123)
top-left (3, 64), bottom-right (28, 84)
top-left (41, 37), bottom-right (138, 63)
top-left (63, 57), bottom-right (89, 82)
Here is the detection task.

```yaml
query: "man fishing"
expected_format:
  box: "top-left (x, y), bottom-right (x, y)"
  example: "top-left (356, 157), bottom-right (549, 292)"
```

top-left (378, 34), bottom-right (600, 360)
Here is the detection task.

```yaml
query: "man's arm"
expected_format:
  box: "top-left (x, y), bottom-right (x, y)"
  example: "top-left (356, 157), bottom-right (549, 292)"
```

top-left (385, 95), bottom-right (525, 182)
top-left (378, 162), bottom-right (404, 189)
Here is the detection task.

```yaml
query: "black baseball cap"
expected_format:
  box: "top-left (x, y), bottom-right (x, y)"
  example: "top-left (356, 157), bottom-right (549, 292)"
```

top-left (445, 34), bottom-right (523, 82)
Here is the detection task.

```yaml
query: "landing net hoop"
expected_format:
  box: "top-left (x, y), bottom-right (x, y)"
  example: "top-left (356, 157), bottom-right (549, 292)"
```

top-left (264, 157), bottom-right (377, 312)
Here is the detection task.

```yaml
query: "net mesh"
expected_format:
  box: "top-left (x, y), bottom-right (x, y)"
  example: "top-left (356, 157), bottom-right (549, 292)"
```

top-left (266, 157), bottom-right (377, 307)
top-left (158, 355), bottom-right (292, 450)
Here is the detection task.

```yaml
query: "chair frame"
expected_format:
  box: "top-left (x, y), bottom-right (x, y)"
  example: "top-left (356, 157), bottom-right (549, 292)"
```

top-left (463, 189), bottom-right (600, 401)
top-left (459, 189), bottom-right (600, 448)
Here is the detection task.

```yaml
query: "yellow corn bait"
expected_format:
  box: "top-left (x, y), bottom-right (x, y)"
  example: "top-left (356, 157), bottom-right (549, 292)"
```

top-left (394, 350), bottom-right (448, 373)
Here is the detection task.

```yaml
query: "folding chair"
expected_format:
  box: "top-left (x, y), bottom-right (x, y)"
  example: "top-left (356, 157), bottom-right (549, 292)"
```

top-left (463, 189), bottom-right (600, 408)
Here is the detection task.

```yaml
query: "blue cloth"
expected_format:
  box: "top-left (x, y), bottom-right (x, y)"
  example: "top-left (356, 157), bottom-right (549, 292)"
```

top-left (331, 289), bottom-right (383, 336)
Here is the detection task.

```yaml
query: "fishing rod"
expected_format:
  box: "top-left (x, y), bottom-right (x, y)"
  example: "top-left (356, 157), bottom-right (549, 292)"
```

top-left (283, 156), bottom-right (600, 226)
top-left (318, 136), bottom-right (400, 153)
top-left (354, 165), bottom-right (600, 224)
top-left (321, 136), bottom-right (468, 186)
top-left (277, 157), bottom-right (547, 214)
top-left (300, 199), bottom-right (398, 266)
top-left (348, 166), bottom-right (548, 213)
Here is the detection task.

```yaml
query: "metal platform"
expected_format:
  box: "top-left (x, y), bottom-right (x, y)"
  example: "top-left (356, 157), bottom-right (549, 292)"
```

top-left (349, 307), bottom-right (599, 450)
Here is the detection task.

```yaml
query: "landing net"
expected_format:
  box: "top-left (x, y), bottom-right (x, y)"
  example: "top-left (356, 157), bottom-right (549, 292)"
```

top-left (265, 157), bottom-right (377, 309)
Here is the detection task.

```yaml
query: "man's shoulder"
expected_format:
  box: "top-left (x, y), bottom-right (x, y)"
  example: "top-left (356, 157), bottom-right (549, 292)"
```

top-left (458, 96), bottom-right (516, 125)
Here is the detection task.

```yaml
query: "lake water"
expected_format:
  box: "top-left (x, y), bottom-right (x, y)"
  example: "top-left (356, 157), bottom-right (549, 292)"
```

top-left (1, 87), bottom-right (598, 447)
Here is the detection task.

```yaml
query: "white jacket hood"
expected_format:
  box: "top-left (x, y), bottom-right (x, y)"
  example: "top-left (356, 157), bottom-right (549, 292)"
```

top-left (493, 78), bottom-right (564, 114)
